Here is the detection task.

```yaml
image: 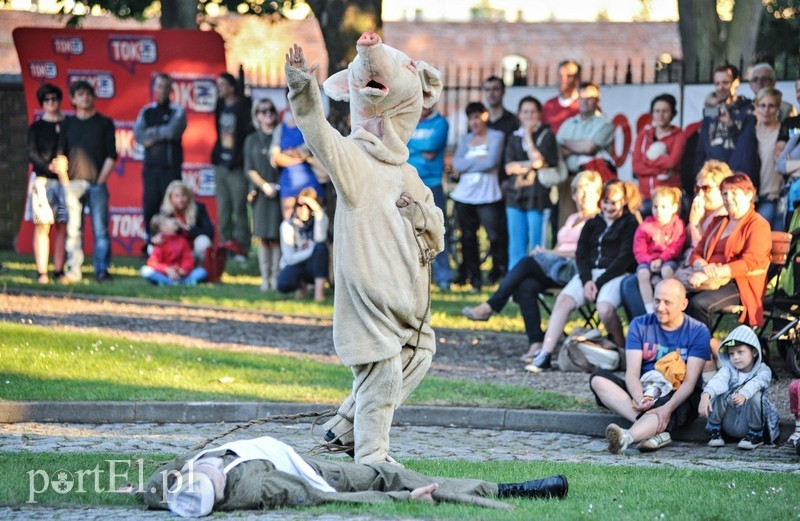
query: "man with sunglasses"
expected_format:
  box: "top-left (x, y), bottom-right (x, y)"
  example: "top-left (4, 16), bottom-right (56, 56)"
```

top-left (134, 73), bottom-right (187, 246)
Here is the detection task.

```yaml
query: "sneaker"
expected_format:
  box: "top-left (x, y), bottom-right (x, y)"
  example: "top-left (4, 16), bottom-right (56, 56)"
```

top-left (605, 423), bottom-right (633, 454)
top-left (707, 429), bottom-right (724, 447)
top-left (637, 432), bottom-right (672, 452)
top-left (738, 432), bottom-right (764, 450)
top-left (524, 351), bottom-right (551, 373)
top-left (95, 271), bottom-right (113, 282)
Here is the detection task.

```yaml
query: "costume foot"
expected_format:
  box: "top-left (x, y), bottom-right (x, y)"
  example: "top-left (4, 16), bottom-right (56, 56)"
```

top-left (497, 475), bottom-right (568, 499)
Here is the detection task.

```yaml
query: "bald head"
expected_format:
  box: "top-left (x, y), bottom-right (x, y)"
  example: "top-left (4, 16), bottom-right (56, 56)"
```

top-left (655, 278), bottom-right (685, 300)
top-left (653, 278), bottom-right (688, 330)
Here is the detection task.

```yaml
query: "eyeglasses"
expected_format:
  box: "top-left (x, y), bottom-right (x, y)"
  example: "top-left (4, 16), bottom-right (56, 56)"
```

top-left (43, 96), bottom-right (60, 102)
top-left (694, 184), bottom-right (714, 193)
top-left (256, 108), bottom-right (275, 115)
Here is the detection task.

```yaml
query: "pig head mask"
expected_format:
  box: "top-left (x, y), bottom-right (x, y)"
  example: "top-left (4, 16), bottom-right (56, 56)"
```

top-left (323, 32), bottom-right (443, 164)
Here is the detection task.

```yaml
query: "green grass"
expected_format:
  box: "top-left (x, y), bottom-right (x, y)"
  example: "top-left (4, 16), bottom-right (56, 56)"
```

top-left (0, 251), bottom-right (744, 339)
top-left (3, 453), bottom-right (798, 519)
top-left (0, 322), bottom-right (592, 410)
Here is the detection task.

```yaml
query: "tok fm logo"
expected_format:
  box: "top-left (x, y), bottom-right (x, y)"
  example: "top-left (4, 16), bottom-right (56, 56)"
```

top-left (113, 121), bottom-right (144, 176)
top-left (171, 78), bottom-right (217, 113)
top-left (28, 61), bottom-right (58, 81)
top-left (108, 37), bottom-right (157, 74)
top-left (66, 72), bottom-right (115, 99)
top-left (52, 37), bottom-right (84, 59)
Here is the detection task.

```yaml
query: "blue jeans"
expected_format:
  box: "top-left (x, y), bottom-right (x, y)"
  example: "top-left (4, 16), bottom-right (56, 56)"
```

top-left (756, 199), bottom-right (784, 232)
top-left (66, 181), bottom-right (111, 279)
top-left (506, 206), bottom-right (545, 270)
top-left (277, 242), bottom-right (329, 292)
top-left (620, 273), bottom-right (647, 320)
top-left (141, 266), bottom-right (208, 285)
top-left (430, 185), bottom-right (453, 288)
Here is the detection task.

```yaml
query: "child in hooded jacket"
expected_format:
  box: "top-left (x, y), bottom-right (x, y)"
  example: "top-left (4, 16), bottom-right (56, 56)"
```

top-left (140, 214), bottom-right (207, 286)
top-left (698, 325), bottom-right (779, 450)
top-left (633, 186), bottom-right (686, 314)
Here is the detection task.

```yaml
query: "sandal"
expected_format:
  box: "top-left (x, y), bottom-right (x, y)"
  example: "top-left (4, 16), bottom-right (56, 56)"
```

top-left (461, 305), bottom-right (492, 322)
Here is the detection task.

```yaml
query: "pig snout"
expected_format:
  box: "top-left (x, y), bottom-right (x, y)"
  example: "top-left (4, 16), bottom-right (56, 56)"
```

top-left (357, 31), bottom-right (381, 47)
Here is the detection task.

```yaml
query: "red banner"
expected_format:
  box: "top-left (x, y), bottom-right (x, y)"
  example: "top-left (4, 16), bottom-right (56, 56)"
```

top-left (13, 27), bottom-right (226, 256)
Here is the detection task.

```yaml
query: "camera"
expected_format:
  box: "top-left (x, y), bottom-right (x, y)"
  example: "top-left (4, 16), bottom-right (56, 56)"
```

top-left (702, 106), bottom-right (721, 119)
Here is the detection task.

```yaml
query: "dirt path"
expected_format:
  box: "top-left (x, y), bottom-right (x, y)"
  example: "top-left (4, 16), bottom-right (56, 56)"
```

top-left (0, 291), bottom-right (794, 417)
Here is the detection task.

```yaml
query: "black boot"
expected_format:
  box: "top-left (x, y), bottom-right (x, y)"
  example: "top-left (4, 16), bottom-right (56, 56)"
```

top-left (497, 475), bottom-right (568, 499)
top-left (324, 430), bottom-right (355, 458)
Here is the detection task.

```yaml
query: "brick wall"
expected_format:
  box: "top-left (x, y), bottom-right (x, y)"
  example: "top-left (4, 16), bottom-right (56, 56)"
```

top-left (0, 78), bottom-right (28, 250)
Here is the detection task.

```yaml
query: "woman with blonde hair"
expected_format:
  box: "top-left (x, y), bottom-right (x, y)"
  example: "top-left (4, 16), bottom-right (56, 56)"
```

top-left (160, 180), bottom-right (214, 262)
top-left (526, 179), bottom-right (641, 373)
top-left (462, 170), bottom-right (603, 361)
top-left (245, 98), bottom-right (283, 291)
top-left (754, 87), bottom-right (784, 230)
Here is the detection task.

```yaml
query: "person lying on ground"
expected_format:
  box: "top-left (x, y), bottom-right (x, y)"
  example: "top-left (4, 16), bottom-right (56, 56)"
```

top-left (139, 435), bottom-right (569, 517)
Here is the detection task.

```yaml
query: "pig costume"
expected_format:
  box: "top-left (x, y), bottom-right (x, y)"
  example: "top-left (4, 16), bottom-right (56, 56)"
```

top-left (284, 35), bottom-right (445, 464)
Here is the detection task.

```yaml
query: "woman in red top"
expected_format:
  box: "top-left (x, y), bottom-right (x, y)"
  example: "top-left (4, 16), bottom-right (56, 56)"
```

top-left (687, 175), bottom-right (771, 329)
top-left (632, 94), bottom-right (687, 213)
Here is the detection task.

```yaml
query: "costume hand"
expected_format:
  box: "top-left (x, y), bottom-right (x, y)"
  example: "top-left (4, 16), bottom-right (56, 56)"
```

top-left (698, 394), bottom-right (712, 418)
top-left (411, 483), bottom-right (438, 503)
top-left (583, 280), bottom-right (598, 302)
top-left (732, 393), bottom-right (746, 406)
top-left (285, 44), bottom-right (319, 74)
top-left (396, 192), bottom-right (415, 208)
top-left (645, 404), bottom-right (673, 432)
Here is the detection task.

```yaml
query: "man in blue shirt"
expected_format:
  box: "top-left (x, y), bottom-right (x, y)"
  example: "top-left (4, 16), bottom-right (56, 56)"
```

top-left (408, 103), bottom-right (451, 291)
top-left (589, 278), bottom-right (711, 454)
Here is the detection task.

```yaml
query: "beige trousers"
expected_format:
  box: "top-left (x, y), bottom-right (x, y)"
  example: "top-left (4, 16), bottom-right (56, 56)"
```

top-left (324, 345), bottom-right (433, 464)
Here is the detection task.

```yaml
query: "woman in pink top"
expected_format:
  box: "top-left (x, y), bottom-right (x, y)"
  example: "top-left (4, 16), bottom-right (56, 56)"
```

top-left (462, 170), bottom-right (603, 361)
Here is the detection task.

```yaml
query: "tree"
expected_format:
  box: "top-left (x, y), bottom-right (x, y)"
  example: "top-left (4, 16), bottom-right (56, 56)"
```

top-left (677, 0), bottom-right (764, 82)
top-left (756, 0), bottom-right (800, 76)
top-left (42, 0), bottom-right (382, 133)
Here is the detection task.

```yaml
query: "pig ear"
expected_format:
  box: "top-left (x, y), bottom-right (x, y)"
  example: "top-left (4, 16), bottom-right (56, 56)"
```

top-left (415, 60), bottom-right (443, 109)
top-left (323, 69), bottom-right (350, 102)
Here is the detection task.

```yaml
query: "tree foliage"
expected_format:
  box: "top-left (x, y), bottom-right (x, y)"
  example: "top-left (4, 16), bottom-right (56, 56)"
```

top-left (757, 0), bottom-right (800, 75)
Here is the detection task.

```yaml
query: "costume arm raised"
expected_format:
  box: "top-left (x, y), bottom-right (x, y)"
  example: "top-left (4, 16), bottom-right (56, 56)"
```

top-left (285, 48), bottom-right (365, 207)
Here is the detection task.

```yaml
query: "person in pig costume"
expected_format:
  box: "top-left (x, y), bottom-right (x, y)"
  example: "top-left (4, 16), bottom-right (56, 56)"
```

top-left (284, 36), bottom-right (445, 465)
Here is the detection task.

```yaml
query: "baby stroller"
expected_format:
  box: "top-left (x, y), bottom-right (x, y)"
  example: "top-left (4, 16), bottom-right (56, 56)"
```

top-left (761, 209), bottom-right (800, 377)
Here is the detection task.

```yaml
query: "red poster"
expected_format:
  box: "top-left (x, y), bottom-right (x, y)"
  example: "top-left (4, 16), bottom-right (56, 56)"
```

top-left (13, 27), bottom-right (225, 256)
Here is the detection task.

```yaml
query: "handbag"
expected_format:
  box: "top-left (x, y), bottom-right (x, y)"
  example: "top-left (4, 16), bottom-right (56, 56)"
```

top-left (531, 251), bottom-right (577, 286)
top-left (534, 131), bottom-right (568, 188)
top-left (557, 327), bottom-right (623, 373)
top-left (30, 177), bottom-right (54, 225)
top-left (203, 244), bottom-right (229, 283)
